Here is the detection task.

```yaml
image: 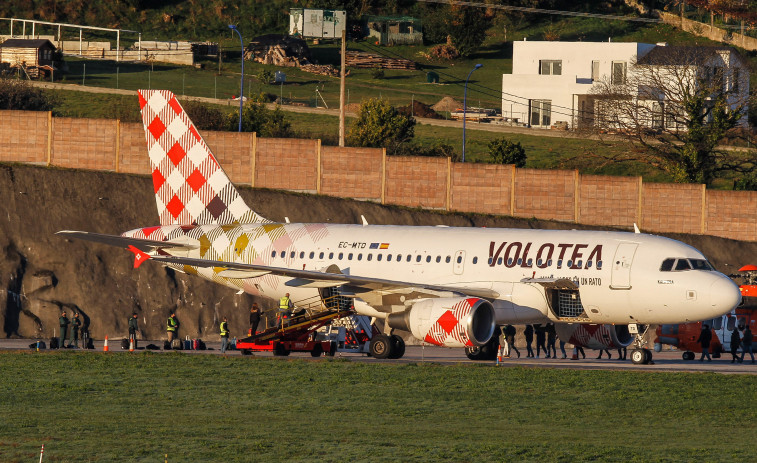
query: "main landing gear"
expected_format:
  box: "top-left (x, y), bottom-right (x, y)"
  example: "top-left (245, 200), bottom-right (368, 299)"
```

top-left (369, 333), bottom-right (406, 359)
top-left (629, 324), bottom-right (654, 365)
top-left (464, 337), bottom-right (499, 361)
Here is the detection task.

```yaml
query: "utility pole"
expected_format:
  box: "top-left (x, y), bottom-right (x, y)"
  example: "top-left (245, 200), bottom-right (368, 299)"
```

top-left (339, 28), bottom-right (347, 147)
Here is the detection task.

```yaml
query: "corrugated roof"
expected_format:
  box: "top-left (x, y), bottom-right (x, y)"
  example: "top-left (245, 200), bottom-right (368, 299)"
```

top-left (0, 38), bottom-right (56, 49)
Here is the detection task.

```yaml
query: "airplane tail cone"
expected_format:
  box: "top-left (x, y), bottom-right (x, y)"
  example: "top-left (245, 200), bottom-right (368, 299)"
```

top-left (103, 336), bottom-right (109, 352)
top-left (129, 338), bottom-right (134, 352)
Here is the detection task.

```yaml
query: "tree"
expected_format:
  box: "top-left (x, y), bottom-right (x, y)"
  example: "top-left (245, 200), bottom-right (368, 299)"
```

top-left (184, 100), bottom-right (227, 131)
top-left (587, 46), bottom-right (755, 186)
top-left (0, 75), bottom-right (56, 111)
top-left (230, 98), bottom-right (291, 137)
top-left (447, 3), bottom-right (491, 58)
top-left (347, 98), bottom-right (415, 155)
top-left (488, 138), bottom-right (526, 167)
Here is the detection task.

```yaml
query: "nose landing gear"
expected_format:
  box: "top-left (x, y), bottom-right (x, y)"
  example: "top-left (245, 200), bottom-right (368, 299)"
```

top-left (629, 324), bottom-right (654, 365)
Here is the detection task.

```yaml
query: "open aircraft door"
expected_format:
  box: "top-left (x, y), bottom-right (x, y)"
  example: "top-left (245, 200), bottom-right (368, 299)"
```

top-left (610, 242), bottom-right (637, 290)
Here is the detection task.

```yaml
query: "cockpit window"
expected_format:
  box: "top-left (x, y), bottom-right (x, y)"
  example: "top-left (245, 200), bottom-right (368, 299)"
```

top-left (675, 259), bottom-right (691, 271)
top-left (661, 258), bottom-right (714, 272)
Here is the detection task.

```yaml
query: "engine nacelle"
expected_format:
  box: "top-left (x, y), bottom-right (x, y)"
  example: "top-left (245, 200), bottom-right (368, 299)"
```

top-left (386, 297), bottom-right (496, 348)
top-left (554, 323), bottom-right (633, 349)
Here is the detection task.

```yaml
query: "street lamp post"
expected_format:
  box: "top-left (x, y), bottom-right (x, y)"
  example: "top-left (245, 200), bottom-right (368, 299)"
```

top-left (462, 63), bottom-right (483, 162)
top-left (228, 24), bottom-right (244, 132)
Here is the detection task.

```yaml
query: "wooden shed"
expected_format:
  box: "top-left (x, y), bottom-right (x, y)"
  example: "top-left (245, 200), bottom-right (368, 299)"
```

top-left (0, 38), bottom-right (58, 78)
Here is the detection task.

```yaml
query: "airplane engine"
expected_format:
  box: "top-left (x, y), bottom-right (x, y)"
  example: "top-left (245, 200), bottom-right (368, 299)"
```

top-left (555, 323), bottom-right (633, 350)
top-left (386, 297), bottom-right (496, 348)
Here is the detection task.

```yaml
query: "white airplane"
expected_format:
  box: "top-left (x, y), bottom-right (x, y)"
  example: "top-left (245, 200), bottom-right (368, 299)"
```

top-left (58, 90), bottom-right (741, 364)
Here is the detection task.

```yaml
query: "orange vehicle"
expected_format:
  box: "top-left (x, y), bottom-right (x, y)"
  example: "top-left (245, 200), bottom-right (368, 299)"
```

top-left (655, 265), bottom-right (757, 360)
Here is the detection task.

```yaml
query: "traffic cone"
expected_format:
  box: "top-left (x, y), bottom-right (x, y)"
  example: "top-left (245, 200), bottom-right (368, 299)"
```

top-left (129, 338), bottom-right (134, 352)
top-left (103, 336), bottom-right (109, 352)
top-left (571, 347), bottom-right (578, 360)
top-left (496, 355), bottom-right (502, 365)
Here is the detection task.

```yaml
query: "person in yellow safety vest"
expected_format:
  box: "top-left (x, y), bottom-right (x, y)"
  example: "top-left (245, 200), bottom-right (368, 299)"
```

top-left (220, 317), bottom-right (230, 353)
top-left (167, 312), bottom-right (179, 345)
top-left (279, 293), bottom-right (293, 327)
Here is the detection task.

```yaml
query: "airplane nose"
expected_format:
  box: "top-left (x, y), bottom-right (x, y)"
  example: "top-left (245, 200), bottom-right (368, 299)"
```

top-left (710, 277), bottom-right (741, 316)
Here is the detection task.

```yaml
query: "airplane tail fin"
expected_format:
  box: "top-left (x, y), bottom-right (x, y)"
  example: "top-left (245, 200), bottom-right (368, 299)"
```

top-left (137, 89), bottom-right (270, 226)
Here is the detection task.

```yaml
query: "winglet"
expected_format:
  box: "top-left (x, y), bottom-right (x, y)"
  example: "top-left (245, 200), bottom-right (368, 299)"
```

top-left (127, 245), bottom-right (152, 269)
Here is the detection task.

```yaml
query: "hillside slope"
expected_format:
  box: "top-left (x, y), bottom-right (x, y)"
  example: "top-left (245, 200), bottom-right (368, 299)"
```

top-left (2, 162), bottom-right (756, 341)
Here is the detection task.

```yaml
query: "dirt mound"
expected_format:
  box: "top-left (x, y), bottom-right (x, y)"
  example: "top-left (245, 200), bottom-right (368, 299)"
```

top-left (397, 101), bottom-right (443, 119)
top-left (432, 96), bottom-right (462, 112)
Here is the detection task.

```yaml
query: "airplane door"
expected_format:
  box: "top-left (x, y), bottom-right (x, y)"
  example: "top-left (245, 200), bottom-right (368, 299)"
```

top-left (453, 250), bottom-right (465, 275)
top-left (610, 242), bottom-right (637, 290)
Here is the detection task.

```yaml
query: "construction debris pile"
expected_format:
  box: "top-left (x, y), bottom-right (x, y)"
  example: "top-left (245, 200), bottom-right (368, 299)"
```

top-left (344, 51), bottom-right (418, 70)
top-left (244, 34), bottom-right (341, 77)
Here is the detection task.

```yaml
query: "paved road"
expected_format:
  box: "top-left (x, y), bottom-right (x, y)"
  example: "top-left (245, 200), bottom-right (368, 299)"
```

top-left (3, 338), bottom-right (754, 375)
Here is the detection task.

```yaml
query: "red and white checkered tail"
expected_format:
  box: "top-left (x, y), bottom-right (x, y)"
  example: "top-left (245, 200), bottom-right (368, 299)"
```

top-left (137, 89), bottom-right (270, 226)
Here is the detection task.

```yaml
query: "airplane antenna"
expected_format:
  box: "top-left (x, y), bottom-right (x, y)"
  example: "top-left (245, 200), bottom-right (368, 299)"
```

top-left (361, 215), bottom-right (369, 226)
top-left (633, 223), bottom-right (641, 234)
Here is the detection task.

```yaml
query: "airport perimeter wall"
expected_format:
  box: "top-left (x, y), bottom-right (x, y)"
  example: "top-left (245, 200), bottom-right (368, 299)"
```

top-left (1, 110), bottom-right (756, 241)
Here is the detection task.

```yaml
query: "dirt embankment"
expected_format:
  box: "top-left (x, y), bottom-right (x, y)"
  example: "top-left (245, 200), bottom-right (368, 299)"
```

top-left (2, 162), bottom-right (756, 342)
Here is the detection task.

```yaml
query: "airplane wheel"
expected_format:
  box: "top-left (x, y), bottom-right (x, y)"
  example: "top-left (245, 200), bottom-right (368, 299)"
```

top-left (682, 351), bottom-right (695, 361)
top-left (240, 349), bottom-right (251, 356)
top-left (465, 346), bottom-right (485, 360)
top-left (310, 345), bottom-right (323, 357)
top-left (325, 341), bottom-right (336, 357)
top-left (388, 335), bottom-right (405, 359)
top-left (273, 343), bottom-right (289, 356)
top-left (369, 334), bottom-right (392, 359)
top-left (631, 349), bottom-right (646, 365)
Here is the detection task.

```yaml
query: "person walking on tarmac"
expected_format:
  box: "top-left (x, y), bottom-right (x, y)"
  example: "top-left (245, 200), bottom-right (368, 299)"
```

top-left (249, 303), bottom-right (262, 334)
top-left (730, 328), bottom-right (741, 363)
top-left (69, 312), bottom-right (81, 348)
top-left (220, 317), bottom-right (230, 353)
top-left (545, 323), bottom-right (557, 359)
top-left (534, 324), bottom-right (547, 358)
top-left (128, 313), bottom-right (139, 350)
top-left (58, 311), bottom-right (69, 349)
top-left (524, 324), bottom-right (534, 358)
top-left (740, 326), bottom-right (754, 364)
top-left (505, 324), bottom-right (520, 358)
top-left (697, 324), bottom-right (713, 362)
top-left (279, 293), bottom-right (293, 327)
top-left (167, 312), bottom-right (180, 345)
top-left (497, 327), bottom-right (509, 359)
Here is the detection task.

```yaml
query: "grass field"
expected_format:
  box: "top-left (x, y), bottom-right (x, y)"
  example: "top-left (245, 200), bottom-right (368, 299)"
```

top-left (0, 351), bottom-right (755, 462)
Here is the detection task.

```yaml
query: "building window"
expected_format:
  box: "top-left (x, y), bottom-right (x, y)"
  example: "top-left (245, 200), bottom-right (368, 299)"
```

top-left (591, 60), bottom-right (600, 81)
top-left (732, 68), bottom-right (740, 93)
top-left (530, 100), bottom-right (552, 127)
top-left (651, 102), bottom-right (664, 129)
top-left (611, 61), bottom-right (626, 85)
top-left (539, 60), bottom-right (562, 75)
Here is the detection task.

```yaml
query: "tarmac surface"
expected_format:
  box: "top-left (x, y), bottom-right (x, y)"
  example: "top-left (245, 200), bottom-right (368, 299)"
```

top-left (3, 338), bottom-right (755, 375)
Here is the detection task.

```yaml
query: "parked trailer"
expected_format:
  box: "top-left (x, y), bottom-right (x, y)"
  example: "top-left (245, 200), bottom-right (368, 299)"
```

top-left (237, 338), bottom-right (336, 357)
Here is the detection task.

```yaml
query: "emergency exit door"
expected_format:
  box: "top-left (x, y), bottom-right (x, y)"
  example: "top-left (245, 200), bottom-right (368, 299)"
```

top-left (453, 250), bottom-right (465, 275)
top-left (610, 242), bottom-right (637, 289)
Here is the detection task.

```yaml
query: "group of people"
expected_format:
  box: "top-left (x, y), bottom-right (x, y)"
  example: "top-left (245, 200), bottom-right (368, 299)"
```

top-left (57, 310), bottom-right (88, 348)
top-left (498, 323), bottom-right (628, 361)
top-left (698, 324), bottom-right (754, 363)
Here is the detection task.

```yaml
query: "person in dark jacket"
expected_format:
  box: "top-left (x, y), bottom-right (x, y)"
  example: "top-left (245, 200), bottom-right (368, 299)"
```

top-left (249, 303), bottom-right (262, 334)
top-left (58, 311), bottom-right (69, 349)
top-left (128, 313), bottom-right (139, 349)
top-left (617, 346), bottom-right (627, 361)
top-left (534, 324), bottom-right (547, 358)
top-left (545, 323), bottom-right (556, 358)
top-left (730, 328), bottom-right (741, 363)
top-left (597, 348), bottom-right (612, 359)
top-left (740, 326), bottom-right (754, 364)
top-left (697, 324), bottom-right (713, 361)
top-left (524, 324), bottom-right (534, 358)
top-left (69, 312), bottom-right (81, 348)
top-left (505, 324), bottom-right (520, 358)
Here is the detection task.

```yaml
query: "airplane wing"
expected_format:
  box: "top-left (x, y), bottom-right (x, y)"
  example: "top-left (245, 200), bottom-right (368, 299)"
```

top-left (57, 230), bottom-right (499, 300)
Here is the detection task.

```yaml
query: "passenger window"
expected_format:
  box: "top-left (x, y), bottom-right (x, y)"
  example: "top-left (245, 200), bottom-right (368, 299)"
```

top-left (517, 258), bottom-right (522, 266)
top-left (367, 254), bottom-right (372, 261)
top-left (328, 252), bottom-right (334, 259)
top-left (675, 259), bottom-right (691, 271)
top-left (319, 252), bottom-right (324, 259)
top-left (446, 256), bottom-right (451, 263)
top-left (587, 261), bottom-right (593, 268)
top-left (406, 255), bottom-right (411, 262)
top-left (727, 316), bottom-right (736, 331)
top-left (299, 252), bottom-right (305, 259)
top-left (426, 256), bottom-right (431, 263)
top-left (567, 260), bottom-right (573, 268)
top-left (507, 258), bottom-right (513, 266)
top-left (557, 259), bottom-right (563, 267)
top-left (280, 251), bottom-right (286, 258)
top-left (660, 258), bottom-right (675, 271)
top-left (290, 251), bottom-right (295, 258)
top-left (338, 253), bottom-right (343, 260)
top-left (387, 254), bottom-right (392, 261)
top-left (357, 254), bottom-right (362, 261)
top-left (416, 255), bottom-right (422, 262)
top-left (348, 253), bottom-right (353, 260)
top-left (526, 258), bottom-right (532, 266)
top-left (576, 260), bottom-right (582, 268)
top-left (537, 259), bottom-right (543, 266)
top-left (271, 251), bottom-right (276, 258)
top-left (473, 257), bottom-right (478, 264)
top-left (596, 260), bottom-right (601, 269)
top-left (377, 254), bottom-right (382, 261)
top-left (396, 255), bottom-right (402, 262)
top-left (488, 258), bottom-right (493, 265)
top-left (497, 257), bottom-right (503, 266)
top-left (457, 256), bottom-right (462, 264)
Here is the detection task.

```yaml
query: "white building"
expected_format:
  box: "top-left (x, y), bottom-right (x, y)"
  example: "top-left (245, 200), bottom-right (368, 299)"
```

top-left (501, 40), bottom-right (749, 130)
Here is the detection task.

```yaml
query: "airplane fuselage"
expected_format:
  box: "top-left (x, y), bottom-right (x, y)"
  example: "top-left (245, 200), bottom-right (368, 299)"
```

top-left (123, 223), bottom-right (741, 325)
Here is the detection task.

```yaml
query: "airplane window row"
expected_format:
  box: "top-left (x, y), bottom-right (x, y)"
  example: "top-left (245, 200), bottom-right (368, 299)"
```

top-left (659, 258), bottom-right (714, 272)
top-left (267, 250), bottom-right (599, 269)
